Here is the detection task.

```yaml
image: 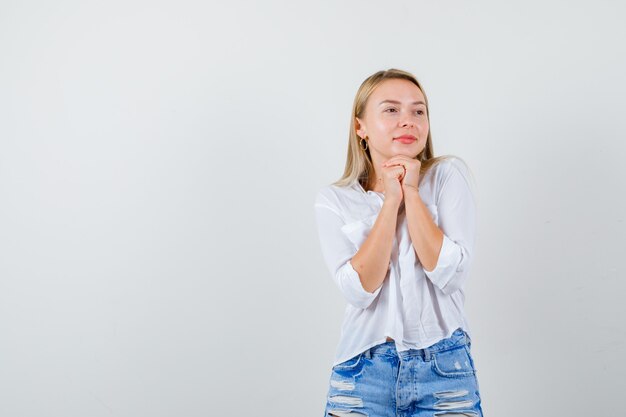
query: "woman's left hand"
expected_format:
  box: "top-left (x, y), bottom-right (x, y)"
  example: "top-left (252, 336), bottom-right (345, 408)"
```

top-left (382, 156), bottom-right (421, 192)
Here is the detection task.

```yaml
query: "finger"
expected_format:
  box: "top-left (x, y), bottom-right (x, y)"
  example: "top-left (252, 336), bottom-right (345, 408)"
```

top-left (383, 160), bottom-right (406, 168)
top-left (385, 167), bottom-right (404, 177)
top-left (383, 157), bottom-right (413, 167)
top-left (384, 155), bottom-right (412, 163)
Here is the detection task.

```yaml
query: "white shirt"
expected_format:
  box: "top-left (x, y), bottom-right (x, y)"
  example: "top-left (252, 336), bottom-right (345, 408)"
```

top-left (314, 157), bottom-right (477, 367)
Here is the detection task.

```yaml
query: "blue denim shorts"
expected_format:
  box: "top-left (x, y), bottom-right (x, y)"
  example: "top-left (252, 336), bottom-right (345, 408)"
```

top-left (323, 328), bottom-right (484, 417)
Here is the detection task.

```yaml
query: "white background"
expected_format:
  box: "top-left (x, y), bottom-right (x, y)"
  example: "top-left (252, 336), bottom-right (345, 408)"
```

top-left (1, 1), bottom-right (625, 416)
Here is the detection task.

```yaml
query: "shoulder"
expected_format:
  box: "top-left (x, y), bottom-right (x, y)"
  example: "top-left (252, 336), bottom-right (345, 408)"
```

top-left (426, 156), bottom-right (476, 203)
top-left (429, 156), bottom-right (473, 185)
top-left (430, 156), bottom-right (471, 176)
top-left (315, 184), bottom-right (346, 205)
top-left (314, 183), bottom-right (352, 210)
top-left (314, 182), bottom-right (364, 221)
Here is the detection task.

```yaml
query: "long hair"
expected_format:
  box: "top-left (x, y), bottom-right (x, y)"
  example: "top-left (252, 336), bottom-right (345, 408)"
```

top-left (333, 68), bottom-right (458, 188)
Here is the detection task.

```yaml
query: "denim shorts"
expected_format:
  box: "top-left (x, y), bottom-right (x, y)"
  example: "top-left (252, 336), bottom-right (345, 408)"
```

top-left (323, 328), bottom-right (484, 417)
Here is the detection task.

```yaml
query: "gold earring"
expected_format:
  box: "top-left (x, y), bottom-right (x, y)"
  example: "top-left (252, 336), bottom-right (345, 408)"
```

top-left (359, 136), bottom-right (368, 151)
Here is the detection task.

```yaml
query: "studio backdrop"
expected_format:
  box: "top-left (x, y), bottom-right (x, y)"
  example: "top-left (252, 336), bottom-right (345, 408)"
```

top-left (1, 1), bottom-right (624, 416)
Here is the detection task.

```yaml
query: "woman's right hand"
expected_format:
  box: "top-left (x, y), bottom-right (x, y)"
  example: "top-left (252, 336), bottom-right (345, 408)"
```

top-left (381, 163), bottom-right (405, 205)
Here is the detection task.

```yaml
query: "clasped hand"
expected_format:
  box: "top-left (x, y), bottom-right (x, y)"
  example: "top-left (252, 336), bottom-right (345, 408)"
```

top-left (380, 155), bottom-right (421, 201)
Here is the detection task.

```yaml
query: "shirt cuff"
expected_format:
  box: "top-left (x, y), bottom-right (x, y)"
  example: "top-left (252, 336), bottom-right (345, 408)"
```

top-left (422, 233), bottom-right (462, 291)
top-left (338, 260), bottom-right (382, 309)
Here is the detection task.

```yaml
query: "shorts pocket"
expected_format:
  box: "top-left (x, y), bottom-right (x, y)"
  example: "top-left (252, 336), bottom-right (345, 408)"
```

top-left (432, 345), bottom-right (476, 378)
top-left (332, 352), bottom-right (365, 372)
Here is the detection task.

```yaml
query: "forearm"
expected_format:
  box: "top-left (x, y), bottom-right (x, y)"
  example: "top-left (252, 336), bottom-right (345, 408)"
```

top-left (350, 197), bottom-right (402, 293)
top-left (404, 187), bottom-right (444, 271)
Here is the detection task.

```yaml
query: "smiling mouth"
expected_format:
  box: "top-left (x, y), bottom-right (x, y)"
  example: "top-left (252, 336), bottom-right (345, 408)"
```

top-left (394, 137), bottom-right (417, 144)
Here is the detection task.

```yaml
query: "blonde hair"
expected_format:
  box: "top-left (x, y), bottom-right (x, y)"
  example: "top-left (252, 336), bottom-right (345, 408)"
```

top-left (333, 68), bottom-right (458, 189)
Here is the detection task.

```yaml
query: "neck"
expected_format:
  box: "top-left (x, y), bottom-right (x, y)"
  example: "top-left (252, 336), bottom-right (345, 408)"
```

top-left (364, 176), bottom-right (384, 193)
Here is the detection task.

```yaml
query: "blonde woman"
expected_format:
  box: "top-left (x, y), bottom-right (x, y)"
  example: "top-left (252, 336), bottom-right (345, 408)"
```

top-left (315, 69), bottom-right (484, 417)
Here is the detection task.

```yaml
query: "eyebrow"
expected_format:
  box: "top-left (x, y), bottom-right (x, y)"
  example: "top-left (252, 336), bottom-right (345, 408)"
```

top-left (378, 99), bottom-right (426, 106)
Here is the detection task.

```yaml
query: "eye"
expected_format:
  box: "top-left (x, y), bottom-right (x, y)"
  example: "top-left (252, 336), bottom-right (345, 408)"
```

top-left (384, 107), bottom-right (398, 113)
top-left (416, 110), bottom-right (425, 115)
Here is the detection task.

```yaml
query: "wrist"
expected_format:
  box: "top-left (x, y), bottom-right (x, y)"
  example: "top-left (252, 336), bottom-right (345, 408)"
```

top-left (403, 187), bottom-right (421, 206)
top-left (383, 196), bottom-right (403, 208)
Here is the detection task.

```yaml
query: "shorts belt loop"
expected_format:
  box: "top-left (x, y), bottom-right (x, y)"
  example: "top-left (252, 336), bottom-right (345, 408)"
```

top-left (364, 348), bottom-right (371, 359)
top-left (423, 347), bottom-right (431, 361)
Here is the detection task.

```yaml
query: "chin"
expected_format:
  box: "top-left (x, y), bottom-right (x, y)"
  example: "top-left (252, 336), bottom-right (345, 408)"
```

top-left (395, 150), bottom-right (418, 157)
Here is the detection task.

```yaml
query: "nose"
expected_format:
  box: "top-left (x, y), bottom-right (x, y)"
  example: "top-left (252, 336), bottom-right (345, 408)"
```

top-left (400, 115), bottom-right (416, 128)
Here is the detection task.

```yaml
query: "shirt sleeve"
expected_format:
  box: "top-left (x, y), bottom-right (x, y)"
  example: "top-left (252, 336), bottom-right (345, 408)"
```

top-left (422, 159), bottom-right (477, 295)
top-left (314, 193), bottom-right (382, 309)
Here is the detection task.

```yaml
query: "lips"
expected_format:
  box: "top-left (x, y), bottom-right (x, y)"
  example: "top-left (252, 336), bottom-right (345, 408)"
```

top-left (394, 135), bottom-right (417, 144)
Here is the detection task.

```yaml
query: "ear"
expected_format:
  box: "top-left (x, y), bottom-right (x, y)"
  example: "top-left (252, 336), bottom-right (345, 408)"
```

top-left (355, 117), bottom-right (366, 139)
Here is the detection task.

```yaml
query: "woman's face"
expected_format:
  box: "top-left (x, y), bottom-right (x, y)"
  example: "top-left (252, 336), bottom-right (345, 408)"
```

top-left (355, 78), bottom-right (429, 164)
